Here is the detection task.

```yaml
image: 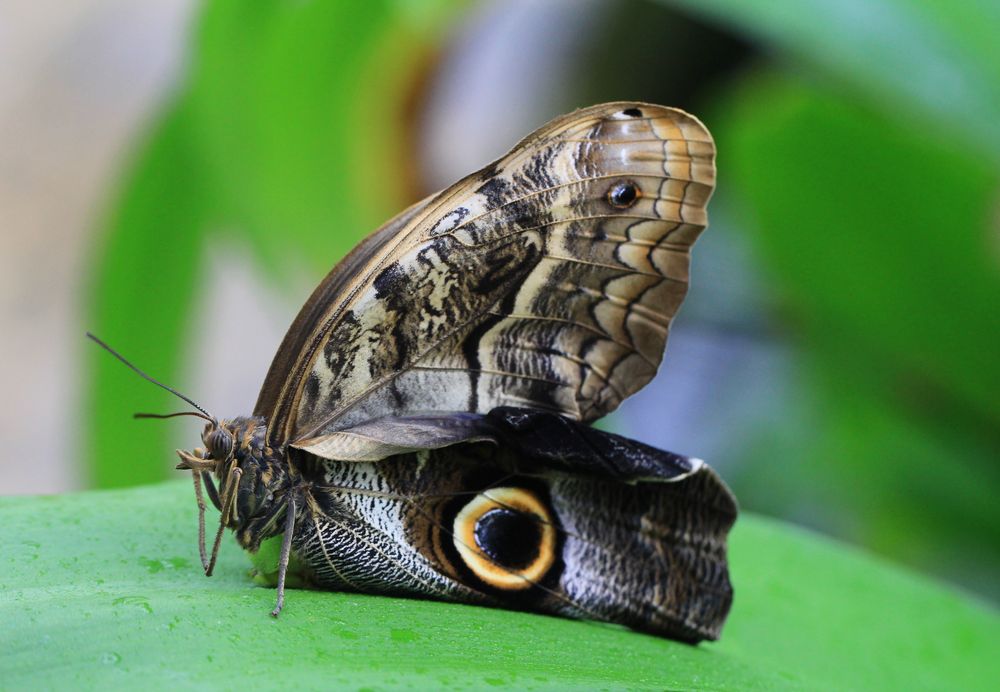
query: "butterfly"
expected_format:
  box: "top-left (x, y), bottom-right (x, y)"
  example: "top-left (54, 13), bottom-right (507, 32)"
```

top-left (91, 102), bottom-right (735, 643)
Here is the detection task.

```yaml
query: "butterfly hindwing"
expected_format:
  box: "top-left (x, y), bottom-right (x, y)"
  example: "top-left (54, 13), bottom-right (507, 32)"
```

top-left (292, 411), bottom-right (735, 642)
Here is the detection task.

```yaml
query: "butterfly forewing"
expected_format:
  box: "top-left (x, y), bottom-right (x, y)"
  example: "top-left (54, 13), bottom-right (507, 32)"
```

top-left (259, 103), bottom-right (716, 448)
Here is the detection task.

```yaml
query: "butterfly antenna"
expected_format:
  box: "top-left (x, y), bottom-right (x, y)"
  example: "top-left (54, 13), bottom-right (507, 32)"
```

top-left (134, 411), bottom-right (215, 423)
top-left (86, 332), bottom-right (217, 424)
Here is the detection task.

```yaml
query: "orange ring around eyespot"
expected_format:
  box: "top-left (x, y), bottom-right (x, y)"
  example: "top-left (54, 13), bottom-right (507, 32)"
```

top-left (452, 487), bottom-right (557, 591)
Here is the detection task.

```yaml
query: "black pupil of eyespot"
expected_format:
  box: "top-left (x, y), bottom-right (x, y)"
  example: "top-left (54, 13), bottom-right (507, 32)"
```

top-left (622, 107), bottom-right (642, 117)
top-left (609, 182), bottom-right (637, 207)
top-left (473, 507), bottom-right (542, 570)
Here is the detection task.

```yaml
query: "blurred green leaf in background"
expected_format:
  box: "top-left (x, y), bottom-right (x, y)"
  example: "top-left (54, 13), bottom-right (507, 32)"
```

top-left (86, 0), bottom-right (462, 488)
top-left (84, 0), bottom-right (999, 609)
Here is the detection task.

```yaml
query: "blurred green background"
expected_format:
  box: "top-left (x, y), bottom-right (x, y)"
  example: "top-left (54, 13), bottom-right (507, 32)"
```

top-left (8, 0), bottom-right (997, 605)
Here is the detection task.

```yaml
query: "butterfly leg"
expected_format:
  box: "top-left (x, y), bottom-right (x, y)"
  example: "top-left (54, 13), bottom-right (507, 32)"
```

top-left (270, 494), bottom-right (297, 617)
top-left (190, 470), bottom-right (209, 572)
top-left (206, 466), bottom-right (242, 577)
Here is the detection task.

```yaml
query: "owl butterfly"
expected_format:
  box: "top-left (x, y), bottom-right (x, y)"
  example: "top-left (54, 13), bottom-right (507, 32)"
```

top-left (92, 102), bottom-right (735, 643)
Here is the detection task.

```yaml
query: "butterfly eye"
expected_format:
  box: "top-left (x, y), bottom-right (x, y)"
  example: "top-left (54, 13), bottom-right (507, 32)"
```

top-left (452, 487), bottom-right (557, 591)
top-left (205, 427), bottom-right (234, 460)
top-left (607, 181), bottom-right (640, 209)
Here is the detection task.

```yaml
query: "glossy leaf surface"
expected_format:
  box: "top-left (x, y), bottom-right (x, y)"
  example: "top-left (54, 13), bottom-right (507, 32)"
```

top-left (2, 482), bottom-right (995, 689)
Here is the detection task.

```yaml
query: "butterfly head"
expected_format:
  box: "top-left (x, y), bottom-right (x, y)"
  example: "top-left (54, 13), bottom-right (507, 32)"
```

top-left (85, 333), bottom-right (293, 575)
top-left (202, 421), bottom-right (235, 463)
top-left (178, 415), bottom-right (293, 558)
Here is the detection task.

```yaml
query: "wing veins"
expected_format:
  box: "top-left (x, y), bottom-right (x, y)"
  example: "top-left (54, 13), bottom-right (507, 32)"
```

top-left (542, 253), bottom-right (664, 279)
top-left (409, 365), bottom-right (573, 389)
top-left (500, 342), bottom-right (627, 401)
top-left (449, 214), bottom-right (694, 251)
top-left (431, 171), bottom-right (691, 241)
top-left (485, 311), bottom-right (658, 369)
top-left (553, 283), bottom-right (673, 331)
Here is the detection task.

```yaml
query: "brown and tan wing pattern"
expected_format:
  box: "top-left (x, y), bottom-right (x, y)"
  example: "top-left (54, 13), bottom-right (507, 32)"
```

top-left (254, 195), bottom-right (437, 420)
top-left (261, 103), bottom-right (716, 450)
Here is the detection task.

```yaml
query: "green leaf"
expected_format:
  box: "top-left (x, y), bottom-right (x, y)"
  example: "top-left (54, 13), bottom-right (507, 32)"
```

top-left (662, 0), bottom-right (1000, 163)
top-left (84, 0), bottom-right (463, 488)
top-left (709, 70), bottom-right (1000, 594)
top-left (715, 70), bottom-right (1000, 420)
top-left (3, 482), bottom-right (996, 689)
top-left (186, 0), bottom-right (460, 277)
top-left (84, 103), bottom-right (210, 488)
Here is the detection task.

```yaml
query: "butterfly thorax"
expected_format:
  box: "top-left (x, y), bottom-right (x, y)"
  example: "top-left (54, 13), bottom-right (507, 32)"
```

top-left (198, 415), bottom-right (294, 552)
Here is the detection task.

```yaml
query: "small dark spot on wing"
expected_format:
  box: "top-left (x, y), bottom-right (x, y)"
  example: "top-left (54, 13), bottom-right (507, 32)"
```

top-left (607, 181), bottom-right (640, 209)
top-left (373, 262), bottom-right (404, 299)
top-left (476, 177), bottom-right (513, 209)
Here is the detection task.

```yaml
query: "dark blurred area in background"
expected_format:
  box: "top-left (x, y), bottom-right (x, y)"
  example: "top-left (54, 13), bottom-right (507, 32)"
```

top-left (2, 0), bottom-right (997, 603)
